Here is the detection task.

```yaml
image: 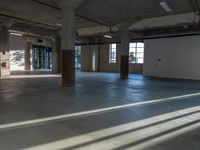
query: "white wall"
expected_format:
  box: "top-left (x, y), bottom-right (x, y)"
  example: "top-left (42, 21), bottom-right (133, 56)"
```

top-left (9, 35), bottom-right (53, 71)
top-left (144, 35), bottom-right (200, 80)
top-left (81, 44), bottom-right (143, 74)
top-left (9, 35), bottom-right (25, 71)
top-left (9, 35), bottom-right (26, 50)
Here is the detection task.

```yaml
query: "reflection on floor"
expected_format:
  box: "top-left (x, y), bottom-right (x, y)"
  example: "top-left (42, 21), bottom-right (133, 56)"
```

top-left (10, 70), bottom-right (53, 75)
top-left (0, 71), bottom-right (200, 150)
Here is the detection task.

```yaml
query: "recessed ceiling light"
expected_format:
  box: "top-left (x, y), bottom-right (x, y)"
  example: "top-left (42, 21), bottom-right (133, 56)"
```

top-left (104, 35), bottom-right (112, 39)
top-left (160, 2), bottom-right (172, 12)
top-left (10, 32), bottom-right (23, 36)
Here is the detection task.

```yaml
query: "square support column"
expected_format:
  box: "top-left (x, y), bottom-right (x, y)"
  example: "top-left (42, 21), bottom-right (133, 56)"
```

top-left (120, 30), bottom-right (130, 79)
top-left (0, 27), bottom-right (10, 77)
top-left (61, 8), bottom-right (76, 87)
top-left (60, 0), bottom-right (84, 87)
top-left (52, 37), bottom-right (61, 73)
top-left (25, 41), bottom-right (32, 70)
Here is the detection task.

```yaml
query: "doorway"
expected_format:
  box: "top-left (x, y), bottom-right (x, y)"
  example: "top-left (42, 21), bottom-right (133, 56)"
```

top-left (32, 45), bottom-right (52, 70)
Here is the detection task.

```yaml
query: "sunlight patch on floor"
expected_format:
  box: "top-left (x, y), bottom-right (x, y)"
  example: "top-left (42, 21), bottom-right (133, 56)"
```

top-left (24, 105), bottom-right (200, 150)
top-left (0, 92), bottom-right (200, 132)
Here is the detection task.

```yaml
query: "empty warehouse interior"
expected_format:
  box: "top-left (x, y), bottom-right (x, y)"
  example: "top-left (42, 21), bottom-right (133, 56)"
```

top-left (1, 0), bottom-right (200, 150)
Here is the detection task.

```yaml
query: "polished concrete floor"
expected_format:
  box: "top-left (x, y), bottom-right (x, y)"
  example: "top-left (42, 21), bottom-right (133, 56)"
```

top-left (1, 71), bottom-right (200, 150)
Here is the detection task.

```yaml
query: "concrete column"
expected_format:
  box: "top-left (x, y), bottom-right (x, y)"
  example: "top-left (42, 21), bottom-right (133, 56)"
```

top-left (0, 26), bottom-right (10, 77)
top-left (25, 41), bottom-right (32, 70)
top-left (61, 8), bottom-right (76, 86)
top-left (120, 30), bottom-right (130, 79)
top-left (52, 36), bottom-right (61, 73)
top-left (60, 0), bottom-right (84, 87)
top-left (91, 45), bottom-right (99, 72)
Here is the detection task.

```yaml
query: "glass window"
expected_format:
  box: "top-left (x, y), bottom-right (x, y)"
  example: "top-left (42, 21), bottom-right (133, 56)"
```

top-left (129, 42), bottom-right (144, 64)
top-left (137, 58), bottom-right (144, 64)
top-left (130, 43), bottom-right (136, 48)
top-left (75, 46), bottom-right (81, 69)
top-left (137, 42), bottom-right (144, 48)
top-left (137, 48), bottom-right (144, 53)
top-left (109, 44), bottom-right (117, 63)
top-left (32, 45), bottom-right (52, 70)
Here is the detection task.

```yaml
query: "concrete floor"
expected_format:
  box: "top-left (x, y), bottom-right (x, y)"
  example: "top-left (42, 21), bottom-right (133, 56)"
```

top-left (1, 71), bottom-right (200, 150)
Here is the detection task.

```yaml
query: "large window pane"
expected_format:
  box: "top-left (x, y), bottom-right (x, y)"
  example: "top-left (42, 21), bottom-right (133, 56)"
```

top-left (130, 47), bottom-right (136, 53)
top-left (137, 58), bottom-right (144, 64)
top-left (129, 52), bottom-right (136, 63)
top-left (137, 42), bottom-right (144, 47)
top-left (109, 44), bottom-right (117, 63)
top-left (32, 45), bottom-right (52, 70)
top-left (129, 42), bottom-right (144, 64)
top-left (137, 52), bottom-right (144, 58)
top-left (112, 44), bottom-right (116, 49)
top-left (137, 48), bottom-right (144, 53)
top-left (130, 43), bottom-right (136, 48)
top-left (75, 46), bottom-right (81, 69)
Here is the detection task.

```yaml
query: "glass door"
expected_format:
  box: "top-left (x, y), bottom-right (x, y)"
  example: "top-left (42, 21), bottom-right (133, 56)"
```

top-left (32, 45), bottom-right (52, 70)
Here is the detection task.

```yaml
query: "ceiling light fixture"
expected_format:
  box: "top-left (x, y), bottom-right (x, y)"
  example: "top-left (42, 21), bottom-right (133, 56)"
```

top-left (56, 23), bottom-right (62, 26)
top-left (10, 32), bottom-right (23, 37)
top-left (160, 1), bottom-right (172, 12)
top-left (104, 35), bottom-right (112, 39)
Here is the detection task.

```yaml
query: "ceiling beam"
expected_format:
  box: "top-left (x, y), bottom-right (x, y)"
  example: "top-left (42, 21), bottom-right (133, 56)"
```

top-left (32, 0), bottom-right (110, 28)
top-left (32, 0), bottom-right (60, 10)
top-left (194, 0), bottom-right (200, 12)
top-left (0, 13), bottom-right (60, 30)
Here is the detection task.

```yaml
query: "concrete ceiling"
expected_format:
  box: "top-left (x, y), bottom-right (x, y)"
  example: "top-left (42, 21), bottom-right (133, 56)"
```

top-left (78, 0), bottom-right (194, 24)
top-left (0, 0), bottom-right (199, 38)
